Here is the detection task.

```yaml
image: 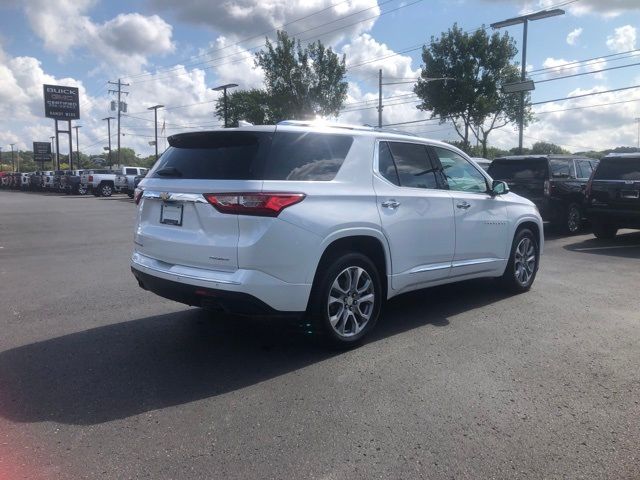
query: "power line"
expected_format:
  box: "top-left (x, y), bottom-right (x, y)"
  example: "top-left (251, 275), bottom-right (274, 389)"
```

top-left (528, 48), bottom-right (640, 76)
top-left (532, 84), bottom-right (640, 105)
top-left (535, 61), bottom-right (640, 84)
top-left (128, 0), bottom-right (417, 85)
top-left (534, 97), bottom-right (640, 115)
top-left (125, 0), bottom-right (370, 80)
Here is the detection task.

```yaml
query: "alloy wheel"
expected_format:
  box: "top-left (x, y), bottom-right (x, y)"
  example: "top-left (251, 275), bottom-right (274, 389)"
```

top-left (513, 237), bottom-right (536, 287)
top-left (567, 205), bottom-right (580, 233)
top-left (327, 266), bottom-right (375, 338)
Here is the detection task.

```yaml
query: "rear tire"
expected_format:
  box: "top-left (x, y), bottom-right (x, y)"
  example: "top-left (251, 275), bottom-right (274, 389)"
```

top-left (592, 221), bottom-right (617, 240)
top-left (501, 228), bottom-right (539, 293)
top-left (307, 252), bottom-right (382, 349)
top-left (99, 183), bottom-right (113, 197)
top-left (562, 202), bottom-right (582, 234)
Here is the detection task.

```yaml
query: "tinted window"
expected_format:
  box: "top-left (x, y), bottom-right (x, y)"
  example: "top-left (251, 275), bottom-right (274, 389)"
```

top-left (488, 159), bottom-right (548, 180)
top-left (576, 160), bottom-right (593, 179)
top-left (151, 132), bottom-right (271, 180)
top-left (264, 132), bottom-right (353, 181)
top-left (550, 159), bottom-right (572, 177)
top-left (594, 158), bottom-right (640, 181)
top-left (378, 141), bottom-right (399, 186)
top-left (434, 147), bottom-right (487, 193)
top-left (386, 142), bottom-right (438, 189)
top-left (125, 168), bottom-right (137, 175)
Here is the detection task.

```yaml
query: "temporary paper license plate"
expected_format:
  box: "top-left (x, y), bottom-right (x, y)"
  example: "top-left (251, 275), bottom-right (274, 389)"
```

top-left (160, 203), bottom-right (183, 226)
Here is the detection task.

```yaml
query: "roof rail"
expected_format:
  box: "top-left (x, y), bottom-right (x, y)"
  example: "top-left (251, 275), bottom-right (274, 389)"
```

top-left (277, 119), bottom-right (417, 136)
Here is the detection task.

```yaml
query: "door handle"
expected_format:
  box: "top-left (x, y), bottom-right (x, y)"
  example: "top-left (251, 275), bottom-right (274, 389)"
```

top-left (456, 201), bottom-right (471, 210)
top-left (381, 199), bottom-right (401, 209)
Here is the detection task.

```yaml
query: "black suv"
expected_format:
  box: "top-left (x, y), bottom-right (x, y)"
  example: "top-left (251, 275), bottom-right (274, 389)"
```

top-left (488, 155), bottom-right (597, 234)
top-left (586, 153), bottom-right (640, 239)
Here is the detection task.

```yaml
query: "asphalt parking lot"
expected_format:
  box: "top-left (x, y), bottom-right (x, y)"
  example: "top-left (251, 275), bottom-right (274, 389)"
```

top-left (0, 190), bottom-right (639, 479)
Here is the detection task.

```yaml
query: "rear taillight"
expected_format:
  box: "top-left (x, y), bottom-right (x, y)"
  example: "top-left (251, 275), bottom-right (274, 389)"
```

top-left (203, 192), bottom-right (305, 217)
top-left (585, 170), bottom-right (596, 198)
top-left (134, 188), bottom-right (143, 205)
top-left (543, 180), bottom-right (550, 196)
top-left (88, 175), bottom-right (93, 182)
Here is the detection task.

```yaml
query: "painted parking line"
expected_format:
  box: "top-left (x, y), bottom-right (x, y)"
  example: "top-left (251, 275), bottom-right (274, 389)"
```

top-left (573, 244), bottom-right (640, 251)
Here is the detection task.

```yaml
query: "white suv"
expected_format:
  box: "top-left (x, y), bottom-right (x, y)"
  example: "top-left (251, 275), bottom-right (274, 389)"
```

top-left (131, 122), bottom-right (543, 347)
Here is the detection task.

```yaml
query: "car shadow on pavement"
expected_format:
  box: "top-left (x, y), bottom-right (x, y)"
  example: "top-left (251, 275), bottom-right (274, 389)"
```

top-left (563, 230), bottom-right (640, 259)
top-left (0, 280), bottom-right (509, 426)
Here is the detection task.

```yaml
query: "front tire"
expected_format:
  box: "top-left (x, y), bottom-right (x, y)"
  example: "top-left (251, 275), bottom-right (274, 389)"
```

top-left (501, 228), bottom-right (539, 293)
top-left (308, 252), bottom-right (382, 348)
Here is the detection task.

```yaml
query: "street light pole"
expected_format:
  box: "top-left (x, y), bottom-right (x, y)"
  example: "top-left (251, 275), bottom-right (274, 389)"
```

top-left (212, 83), bottom-right (238, 128)
top-left (491, 8), bottom-right (565, 154)
top-left (73, 125), bottom-right (82, 170)
top-left (148, 105), bottom-right (164, 160)
top-left (102, 117), bottom-right (115, 166)
top-left (50, 136), bottom-right (55, 170)
top-left (10, 143), bottom-right (15, 171)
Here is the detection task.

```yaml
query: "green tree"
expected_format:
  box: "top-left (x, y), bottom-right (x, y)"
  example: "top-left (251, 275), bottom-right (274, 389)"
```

top-left (215, 89), bottom-right (276, 127)
top-left (530, 141), bottom-right (569, 155)
top-left (216, 31), bottom-right (348, 124)
top-left (414, 24), bottom-right (532, 157)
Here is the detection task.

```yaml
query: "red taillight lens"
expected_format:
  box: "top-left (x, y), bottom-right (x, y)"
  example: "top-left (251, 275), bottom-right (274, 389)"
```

top-left (585, 170), bottom-right (596, 198)
top-left (88, 175), bottom-right (93, 182)
top-left (203, 192), bottom-right (305, 217)
top-left (134, 188), bottom-right (143, 205)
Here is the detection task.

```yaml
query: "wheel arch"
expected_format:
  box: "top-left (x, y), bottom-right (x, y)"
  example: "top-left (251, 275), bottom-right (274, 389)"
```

top-left (308, 229), bottom-right (391, 301)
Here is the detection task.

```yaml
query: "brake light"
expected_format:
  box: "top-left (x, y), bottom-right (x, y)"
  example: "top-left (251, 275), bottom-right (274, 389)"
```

top-left (134, 188), bottom-right (143, 205)
top-left (543, 180), bottom-right (550, 196)
top-left (88, 175), bottom-right (93, 182)
top-left (585, 170), bottom-right (596, 198)
top-left (203, 192), bottom-right (305, 217)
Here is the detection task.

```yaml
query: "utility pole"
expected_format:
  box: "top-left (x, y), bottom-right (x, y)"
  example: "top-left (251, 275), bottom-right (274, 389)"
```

top-left (378, 69), bottom-right (383, 128)
top-left (73, 125), bottom-right (82, 169)
top-left (102, 117), bottom-right (115, 166)
top-left (10, 144), bottom-right (15, 171)
top-left (212, 83), bottom-right (238, 127)
top-left (108, 79), bottom-right (129, 165)
top-left (148, 105), bottom-right (164, 160)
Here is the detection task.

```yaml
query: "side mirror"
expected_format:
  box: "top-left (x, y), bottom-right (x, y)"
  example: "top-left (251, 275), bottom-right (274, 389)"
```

top-left (492, 180), bottom-right (509, 196)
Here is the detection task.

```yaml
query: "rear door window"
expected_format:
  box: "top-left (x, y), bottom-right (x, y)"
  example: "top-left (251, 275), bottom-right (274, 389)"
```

top-left (378, 141), bottom-right (439, 189)
top-left (594, 158), bottom-right (640, 181)
top-left (488, 159), bottom-right (548, 181)
top-left (263, 132), bottom-right (353, 181)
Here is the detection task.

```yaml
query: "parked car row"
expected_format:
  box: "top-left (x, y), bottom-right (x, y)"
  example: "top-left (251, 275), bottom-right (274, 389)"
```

top-left (0, 166), bottom-right (148, 197)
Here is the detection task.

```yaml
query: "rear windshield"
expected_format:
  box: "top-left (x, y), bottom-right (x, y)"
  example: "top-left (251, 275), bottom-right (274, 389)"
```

top-left (594, 158), bottom-right (640, 181)
top-left (151, 130), bottom-right (353, 181)
top-left (488, 159), bottom-right (548, 180)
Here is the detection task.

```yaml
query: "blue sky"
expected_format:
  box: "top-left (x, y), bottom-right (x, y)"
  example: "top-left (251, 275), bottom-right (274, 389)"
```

top-left (0, 0), bottom-right (639, 157)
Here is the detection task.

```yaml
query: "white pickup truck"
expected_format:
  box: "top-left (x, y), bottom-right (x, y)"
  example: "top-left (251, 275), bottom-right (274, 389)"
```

top-left (81, 166), bottom-right (146, 197)
top-left (114, 167), bottom-right (148, 197)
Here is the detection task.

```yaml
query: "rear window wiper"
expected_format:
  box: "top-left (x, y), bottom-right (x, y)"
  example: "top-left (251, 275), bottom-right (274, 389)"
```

top-left (155, 166), bottom-right (183, 177)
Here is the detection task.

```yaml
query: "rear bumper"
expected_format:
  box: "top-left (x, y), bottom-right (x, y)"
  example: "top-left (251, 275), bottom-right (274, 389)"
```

top-left (131, 251), bottom-right (310, 313)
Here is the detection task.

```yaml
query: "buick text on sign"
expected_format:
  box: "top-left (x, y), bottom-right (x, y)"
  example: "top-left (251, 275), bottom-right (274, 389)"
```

top-left (43, 84), bottom-right (80, 120)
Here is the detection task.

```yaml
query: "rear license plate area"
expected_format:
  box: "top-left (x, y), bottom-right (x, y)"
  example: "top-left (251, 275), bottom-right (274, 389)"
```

top-left (621, 190), bottom-right (639, 199)
top-left (160, 203), bottom-right (183, 226)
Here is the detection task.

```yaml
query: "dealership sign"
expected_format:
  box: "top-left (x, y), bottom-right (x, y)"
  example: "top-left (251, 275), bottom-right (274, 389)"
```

top-left (43, 84), bottom-right (80, 120)
top-left (33, 142), bottom-right (52, 163)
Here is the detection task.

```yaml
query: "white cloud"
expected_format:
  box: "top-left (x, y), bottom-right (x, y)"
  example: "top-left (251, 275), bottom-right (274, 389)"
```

top-left (342, 34), bottom-right (419, 86)
top-left (150, 0), bottom-right (379, 46)
top-left (606, 25), bottom-right (637, 53)
top-left (541, 57), bottom-right (581, 77)
top-left (198, 36), bottom-right (265, 90)
top-left (15, 0), bottom-right (175, 74)
top-left (566, 28), bottom-right (582, 46)
top-left (481, 0), bottom-right (640, 18)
